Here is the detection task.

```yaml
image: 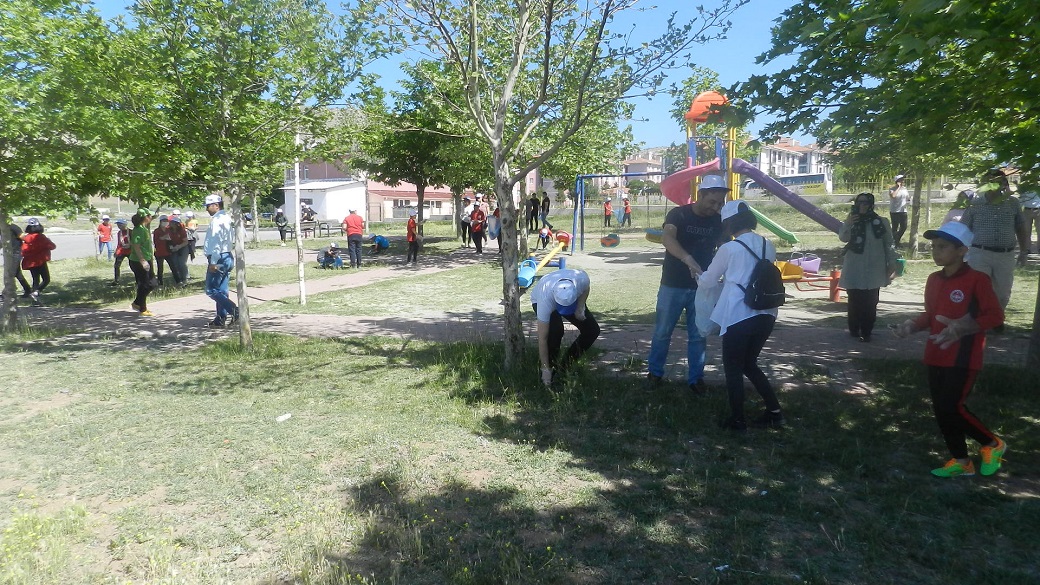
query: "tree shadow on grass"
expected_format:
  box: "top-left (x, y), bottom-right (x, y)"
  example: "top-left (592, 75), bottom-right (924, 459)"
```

top-left (269, 339), bottom-right (1040, 584)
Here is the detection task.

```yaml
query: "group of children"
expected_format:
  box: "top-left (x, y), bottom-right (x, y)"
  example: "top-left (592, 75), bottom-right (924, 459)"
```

top-left (103, 211), bottom-right (199, 287)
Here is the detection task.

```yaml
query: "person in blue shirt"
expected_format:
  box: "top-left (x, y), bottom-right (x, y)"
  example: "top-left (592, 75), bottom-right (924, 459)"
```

top-left (530, 268), bottom-right (600, 387)
top-left (369, 234), bottom-right (390, 254)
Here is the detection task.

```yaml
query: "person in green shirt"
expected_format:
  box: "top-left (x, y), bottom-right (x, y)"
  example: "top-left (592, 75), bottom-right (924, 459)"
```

top-left (128, 209), bottom-right (156, 316)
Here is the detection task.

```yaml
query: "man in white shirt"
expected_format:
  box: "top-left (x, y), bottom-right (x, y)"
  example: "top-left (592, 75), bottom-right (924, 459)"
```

top-left (203, 193), bottom-right (238, 328)
top-left (888, 174), bottom-right (910, 245)
top-left (530, 268), bottom-right (600, 387)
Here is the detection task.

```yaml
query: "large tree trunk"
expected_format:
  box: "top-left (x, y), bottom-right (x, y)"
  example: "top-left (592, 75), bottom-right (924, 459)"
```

top-left (517, 182), bottom-right (530, 259)
top-left (0, 209), bottom-right (19, 332)
top-left (250, 194), bottom-right (260, 245)
top-left (494, 155), bottom-right (524, 371)
top-left (416, 185), bottom-right (426, 235)
top-left (1030, 271), bottom-right (1040, 368)
top-left (908, 174), bottom-right (924, 259)
top-left (229, 184), bottom-right (253, 348)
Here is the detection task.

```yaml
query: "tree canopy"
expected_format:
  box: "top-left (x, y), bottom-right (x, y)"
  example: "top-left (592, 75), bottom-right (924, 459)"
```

top-left (368, 0), bottom-right (748, 368)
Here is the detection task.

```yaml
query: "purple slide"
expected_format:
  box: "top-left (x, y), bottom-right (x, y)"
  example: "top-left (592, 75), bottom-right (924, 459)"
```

top-left (733, 158), bottom-right (843, 234)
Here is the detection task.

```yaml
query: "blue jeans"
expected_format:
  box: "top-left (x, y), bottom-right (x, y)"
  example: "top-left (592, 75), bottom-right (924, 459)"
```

top-left (647, 285), bottom-right (705, 384)
top-left (205, 253), bottom-right (237, 322)
top-left (98, 240), bottom-right (113, 260)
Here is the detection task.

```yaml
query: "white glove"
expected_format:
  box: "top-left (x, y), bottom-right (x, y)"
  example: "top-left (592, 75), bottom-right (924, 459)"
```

top-left (893, 319), bottom-right (917, 338)
top-left (540, 367), bottom-right (553, 387)
top-left (928, 314), bottom-right (981, 350)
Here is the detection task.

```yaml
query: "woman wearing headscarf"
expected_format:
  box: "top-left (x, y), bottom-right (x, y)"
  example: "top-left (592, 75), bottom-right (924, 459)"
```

top-left (838, 192), bottom-right (899, 342)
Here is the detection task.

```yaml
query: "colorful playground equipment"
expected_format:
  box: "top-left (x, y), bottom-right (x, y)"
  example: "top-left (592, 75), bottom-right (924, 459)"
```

top-left (662, 91), bottom-right (843, 239)
top-left (518, 231), bottom-right (571, 288)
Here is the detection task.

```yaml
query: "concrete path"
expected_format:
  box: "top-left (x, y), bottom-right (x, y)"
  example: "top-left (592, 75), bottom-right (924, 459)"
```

top-left (14, 244), bottom-right (1030, 391)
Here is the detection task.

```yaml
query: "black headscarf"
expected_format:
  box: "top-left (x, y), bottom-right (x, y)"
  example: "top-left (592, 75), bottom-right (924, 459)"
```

top-left (845, 193), bottom-right (888, 255)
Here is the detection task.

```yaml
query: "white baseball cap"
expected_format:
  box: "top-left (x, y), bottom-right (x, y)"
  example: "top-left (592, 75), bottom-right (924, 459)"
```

top-left (552, 279), bottom-right (578, 307)
top-left (894, 175), bottom-right (905, 182)
top-left (720, 200), bottom-right (748, 222)
top-left (101, 214), bottom-right (110, 220)
top-left (923, 222), bottom-right (973, 248)
top-left (171, 209), bottom-right (181, 215)
top-left (205, 194), bottom-right (222, 205)
top-left (409, 208), bottom-right (418, 217)
top-left (699, 174), bottom-right (730, 191)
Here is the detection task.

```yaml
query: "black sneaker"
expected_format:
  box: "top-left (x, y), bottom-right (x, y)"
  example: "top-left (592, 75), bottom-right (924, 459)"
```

top-left (720, 418), bottom-right (748, 433)
top-left (689, 380), bottom-right (708, 396)
top-left (227, 309), bottom-right (240, 326)
top-left (749, 409), bottom-right (786, 429)
top-left (646, 373), bottom-right (663, 388)
top-left (207, 319), bottom-right (226, 328)
top-left (858, 334), bottom-right (871, 342)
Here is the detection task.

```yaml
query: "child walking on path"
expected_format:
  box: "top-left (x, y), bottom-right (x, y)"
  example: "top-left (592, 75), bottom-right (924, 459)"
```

top-left (894, 222), bottom-right (1007, 478)
top-left (20, 218), bottom-right (57, 306)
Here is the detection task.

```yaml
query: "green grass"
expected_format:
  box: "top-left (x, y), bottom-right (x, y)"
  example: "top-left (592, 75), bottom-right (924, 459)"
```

top-left (3, 214), bottom-right (1039, 583)
top-left (1, 334), bottom-right (1037, 584)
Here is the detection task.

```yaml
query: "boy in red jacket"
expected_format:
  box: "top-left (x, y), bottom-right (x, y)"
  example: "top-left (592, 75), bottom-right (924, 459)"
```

top-left (894, 222), bottom-right (1007, 478)
top-left (20, 218), bottom-right (56, 306)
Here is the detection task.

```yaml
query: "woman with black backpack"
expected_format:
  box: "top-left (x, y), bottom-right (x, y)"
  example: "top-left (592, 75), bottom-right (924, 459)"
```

top-left (697, 200), bottom-right (785, 433)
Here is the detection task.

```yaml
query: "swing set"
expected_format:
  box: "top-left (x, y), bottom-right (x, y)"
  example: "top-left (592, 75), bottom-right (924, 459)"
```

top-left (568, 171), bottom-right (669, 252)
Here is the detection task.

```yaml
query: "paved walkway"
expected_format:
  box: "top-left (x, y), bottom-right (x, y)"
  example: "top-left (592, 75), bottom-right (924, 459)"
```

top-left (14, 244), bottom-right (1030, 390)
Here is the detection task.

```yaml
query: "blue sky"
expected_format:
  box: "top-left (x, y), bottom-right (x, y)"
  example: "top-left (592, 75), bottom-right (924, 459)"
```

top-left (92, 0), bottom-right (800, 148)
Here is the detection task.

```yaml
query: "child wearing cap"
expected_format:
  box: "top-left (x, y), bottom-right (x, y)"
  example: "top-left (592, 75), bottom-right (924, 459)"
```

top-left (894, 222), bottom-right (1007, 478)
top-left (406, 209), bottom-right (420, 265)
top-left (110, 219), bottom-right (132, 286)
top-left (603, 197), bottom-right (613, 227)
top-left (97, 216), bottom-right (114, 261)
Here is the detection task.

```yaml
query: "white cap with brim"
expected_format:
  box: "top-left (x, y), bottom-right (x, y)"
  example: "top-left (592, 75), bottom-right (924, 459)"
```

top-left (552, 279), bottom-right (579, 307)
top-left (409, 209), bottom-right (418, 217)
top-left (894, 175), bottom-right (905, 182)
top-left (205, 194), bottom-right (222, 205)
top-left (720, 200), bottom-right (747, 222)
top-left (923, 222), bottom-right (973, 248)
top-left (699, 174), bottom-right (730, 191)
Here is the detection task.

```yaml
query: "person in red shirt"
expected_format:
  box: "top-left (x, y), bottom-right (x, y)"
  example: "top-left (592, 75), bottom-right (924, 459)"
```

top-left (894, 222), bottom-right (1006, 478)
top-left (20, 218), bottom-right (56, 306)
top-left (342, 208), bottom-right (366, 268)
top-left (406, 208), bottom-right (420, 266)
top-left (622, 195), bottom-right (632, 227)
top-left (110, 218), bottom-right (132, 286)
top-left (167, 216), bottom-right (189, 286)
top-left (470, 203), bottom-right (486, 254)
top-left (603, 197), bottom-right (613, 227)
top-left (151, 215), bottom-right (174, 286)
top-left (97, 215), bottom-right (114, 261)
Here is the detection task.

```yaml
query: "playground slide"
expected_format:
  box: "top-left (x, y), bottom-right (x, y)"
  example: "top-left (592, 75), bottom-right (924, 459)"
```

top-left (659, 158), bottom-right (722, 206)
top-left (732, 158), bottom-right (843, 234)
top-left (748, 206), bottom-right (799, 244)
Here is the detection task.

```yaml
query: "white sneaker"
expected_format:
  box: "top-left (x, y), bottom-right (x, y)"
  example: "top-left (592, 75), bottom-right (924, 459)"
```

top-left (280, 242), bottom-right (286, 247)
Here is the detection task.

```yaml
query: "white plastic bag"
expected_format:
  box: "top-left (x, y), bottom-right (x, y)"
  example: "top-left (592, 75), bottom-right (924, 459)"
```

top-left (695, 283), bottom-right (722, 337)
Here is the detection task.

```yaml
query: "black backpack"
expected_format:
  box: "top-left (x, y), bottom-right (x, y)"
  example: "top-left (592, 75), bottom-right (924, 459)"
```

top-left (733, 237), bottom-right (786, 310)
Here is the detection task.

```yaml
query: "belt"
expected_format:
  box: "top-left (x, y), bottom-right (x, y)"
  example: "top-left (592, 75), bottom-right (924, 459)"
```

top-left (971, 244), bottom-right (1015, 253)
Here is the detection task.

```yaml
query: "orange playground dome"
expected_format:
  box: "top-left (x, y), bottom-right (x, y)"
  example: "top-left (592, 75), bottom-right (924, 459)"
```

top-left (684, 91), bottom-right (728, 124)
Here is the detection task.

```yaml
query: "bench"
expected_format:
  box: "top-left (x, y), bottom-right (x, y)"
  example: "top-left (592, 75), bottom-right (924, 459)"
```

top-left (300, 221), bottom-right (316, 238)
top-left (317, 221), bottom-right (344, 238)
